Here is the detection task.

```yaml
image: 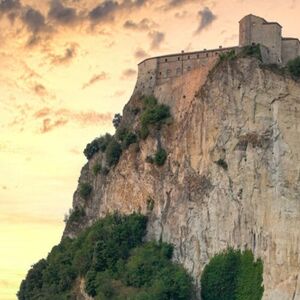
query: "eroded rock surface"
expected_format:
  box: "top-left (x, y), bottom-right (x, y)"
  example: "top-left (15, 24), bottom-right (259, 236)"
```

top-left (64, 57), bottom-right (300, 300)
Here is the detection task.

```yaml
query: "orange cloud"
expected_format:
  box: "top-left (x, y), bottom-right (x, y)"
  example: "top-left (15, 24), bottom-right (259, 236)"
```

top-left (82, 72), bottom-right (109, 89)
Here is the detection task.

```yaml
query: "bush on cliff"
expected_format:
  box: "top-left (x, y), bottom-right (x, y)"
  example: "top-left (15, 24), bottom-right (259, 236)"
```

top-left (105, 138), bottom-right (122, 167)
top-left (140, 96), bottom-right (171, 139)
top-left (18, 213), bottom-right (194, 300)
top-left (84, 133), bottom-right (113, 159)
top-left (287, 56), bottom-right (300, 79)
top-left (154, 148), bottom-right (167, 166)
top-left (201, 248), bottom-right (264, 300)
top-left (79, 182), bottom-right (92, 199)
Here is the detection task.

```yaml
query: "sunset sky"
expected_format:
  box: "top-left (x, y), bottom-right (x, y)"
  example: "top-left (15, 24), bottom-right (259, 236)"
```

top-left (0, 0), bottom-right (299, 299)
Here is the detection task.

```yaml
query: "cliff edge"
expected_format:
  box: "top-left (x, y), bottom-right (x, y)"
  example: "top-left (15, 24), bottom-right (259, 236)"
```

top-left (64, 56), bottom-right (300, 300)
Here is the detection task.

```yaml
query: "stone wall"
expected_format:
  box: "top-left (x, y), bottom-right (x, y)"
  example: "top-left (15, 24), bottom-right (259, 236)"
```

top-left (282, 38), bottom-right (300, 65)
top-left (135, 47), bottom-right (238, 95)
top-left (239, 15), bottom-right (282, 64)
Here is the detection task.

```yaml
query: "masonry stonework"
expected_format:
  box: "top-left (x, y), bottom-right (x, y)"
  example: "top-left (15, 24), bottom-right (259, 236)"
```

top-left (134, 14), bottom-right (300, 95)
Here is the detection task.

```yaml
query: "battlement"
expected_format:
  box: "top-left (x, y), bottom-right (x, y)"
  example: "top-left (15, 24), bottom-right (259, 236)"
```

top-left (134, 14), bottom-right (300, 95)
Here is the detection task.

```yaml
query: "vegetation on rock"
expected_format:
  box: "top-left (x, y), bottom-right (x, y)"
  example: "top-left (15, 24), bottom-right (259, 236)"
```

top-left (18, 213), bottom-right (193, 300)
top-left (93, 163), bottom-right (102, 176)
top-left (105, 138), bottom-right (122, 167)
top-left (154, 148), bottom-right (167, 166)
top-left (84, 134), bottom-right (113, 160)
top-left (140, 96), bottom-right (171, 139)
top-left (64, 207), bottom-right (86, 224)
top-left (79, 182), bottom-right (92, 199)
top-left (201, 248), bottom-right (264, 300)
top-left (287, 56), bottom-right (300, 79)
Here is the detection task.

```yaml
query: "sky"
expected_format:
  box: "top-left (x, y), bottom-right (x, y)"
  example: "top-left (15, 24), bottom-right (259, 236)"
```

top-left (0, 0), bottom-right (299, 299)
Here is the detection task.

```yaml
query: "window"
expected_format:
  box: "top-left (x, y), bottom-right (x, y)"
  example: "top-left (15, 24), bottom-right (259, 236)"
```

top-left (187, 66), bottom-right (191, 71)
top-left (178, 57), bottom-right (180, 60)
top-left (176, 68), bottom-right (181, 75)
top-left (165, 58), bottom-right (168, 62)
top-left (197, 54), bottom-right (199, 59)
top-left (187, 55), bottom-right (190, 59)
top-left (206, 53), bottom-right (209, 57)
top-left (166, 69), bottom-right (171, 76)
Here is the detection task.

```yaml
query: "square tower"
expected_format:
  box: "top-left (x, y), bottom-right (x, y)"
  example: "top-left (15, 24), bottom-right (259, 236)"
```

top-left (239, 14), bottom-right (282, 64)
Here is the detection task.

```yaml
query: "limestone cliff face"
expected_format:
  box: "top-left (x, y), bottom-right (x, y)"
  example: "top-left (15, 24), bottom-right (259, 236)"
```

top-left (64, 57), bottom-right (300, 300)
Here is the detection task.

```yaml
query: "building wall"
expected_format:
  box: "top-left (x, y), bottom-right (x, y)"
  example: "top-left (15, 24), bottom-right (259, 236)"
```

top-left (282, 39), bottom-right (300, 65)
top-left (240, 15), bottom-right (282, 64)
top-left (134, 57), bottom-right (158, 95)
top-left (135, 47), bottom-right (239, 95)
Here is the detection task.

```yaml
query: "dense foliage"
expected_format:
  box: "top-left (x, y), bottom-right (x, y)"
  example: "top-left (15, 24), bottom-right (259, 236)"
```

top-left (201, 248), bottom-right (264, 300)
top-left (154, 148), bottom-right (167, 166)
top-left (140, 96), bottom-right (171, 139)
top-left (83, 134), bottom-right (113, 159)
top-left (65, 207), bottom-right (86, 224)
top-left (79, 182), bottom-right (92, 199)
top-left (287, 56), bottom-right (300, 78)
top-left (18, 213), bottom-right (193, 300)
top-left (240, 44), bottom-right (262, 61)
top-left (105, 138), bottom-right (122, 167)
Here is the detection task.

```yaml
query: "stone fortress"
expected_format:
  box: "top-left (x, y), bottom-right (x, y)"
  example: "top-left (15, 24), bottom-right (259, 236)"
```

top-left (134, 14), bottom-right (300, 95)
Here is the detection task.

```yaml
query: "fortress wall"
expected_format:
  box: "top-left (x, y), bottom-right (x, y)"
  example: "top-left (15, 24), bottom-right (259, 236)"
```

top-left (239, 15), bottom-right (265, 47)
top-left (251, 23), bottom-right (282, 64)
top-left (282, 39), bottom-right (300, 65)
top-left (134, 57), bottom-right (158, 95)
top-left (156, 47), bottom-right (238, 85)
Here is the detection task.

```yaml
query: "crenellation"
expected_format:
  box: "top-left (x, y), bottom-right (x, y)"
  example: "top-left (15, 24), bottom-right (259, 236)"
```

top-left (134, 14), bottom-right (300, 95)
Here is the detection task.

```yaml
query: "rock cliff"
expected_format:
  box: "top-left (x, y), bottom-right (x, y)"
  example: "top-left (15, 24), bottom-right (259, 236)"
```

top-left (64, 57), bottom-right (300, 300)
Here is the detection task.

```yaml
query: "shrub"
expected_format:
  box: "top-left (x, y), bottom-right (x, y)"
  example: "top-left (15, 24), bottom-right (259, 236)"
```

top-left (79, 183), bottom-right (92, 199)
top-left (113, 113), bottom-right (122, 129)
top-left (287, 56), bottom-right (300, 78)
top-left (219, 50), bottom-right (236, 61)
top-left (84, 134), bottom-right (113, 159)
top-left (123, 132), bottom-right (137, 149)
top-left (105, 139), bottom-right (122, 167)
top-left (215, 159), bottom-right (228, 171)
top-left (93, 163), bottom-right (102, 176)
top-left (154, 148), bottom-right (167, 166)
top-left (201, 248), bottom-right (264, 300)
top-left (65, 207), bottom-right (86, 223)
top-left (18, 213), bottom-right (193, 300)
top-left (140, 96), bottom-right (171, 139)
top-left (240, 44), bottom-right (262, 61)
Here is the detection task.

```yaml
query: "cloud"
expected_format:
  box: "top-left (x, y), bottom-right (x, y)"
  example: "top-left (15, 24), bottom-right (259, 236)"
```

top-left (123, 18), bottom-right (156, 31)
top-left (21, 7), bottom-right (47, 34)
top-left (148, 30), bottom-right (165, 50)
top-left (51, 43), bottom-right (78, 65)
top-left (196, 7), bottom-right (216, 33)
top-left (121, 68), bottom-right (136, 80)
top-left (33, 107), bottom-right (113, 133)
top-left (175, 10), bottom-right (188, 19)
top-left (82, 72), bottom-right (109, 89)
top-left (88, 0), bottom-right (148, 24)
top-left (48, 0), bottom-right (78, 25)
top-left (162, 0), bottom-right (198, 10)
top-left (88, 1), bottom-right (119, 23)
top-left (41, 118), bottom-right (68, 133)
top-left (0, 0), bottom-right (20, 13)
top-left (134, 47), bottom-right (149, 59)
top-left (33, 84), bottom-right (48, 97)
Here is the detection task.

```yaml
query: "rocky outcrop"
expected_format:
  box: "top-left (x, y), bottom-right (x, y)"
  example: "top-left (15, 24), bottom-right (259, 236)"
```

top-left (64, 57), bottom-right (300, 300)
